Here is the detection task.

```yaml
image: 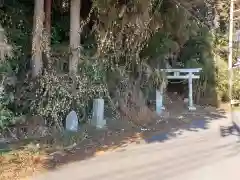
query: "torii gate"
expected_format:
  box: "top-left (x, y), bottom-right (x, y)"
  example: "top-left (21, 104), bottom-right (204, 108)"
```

top-left (156, 68), bottom-right (202, 115)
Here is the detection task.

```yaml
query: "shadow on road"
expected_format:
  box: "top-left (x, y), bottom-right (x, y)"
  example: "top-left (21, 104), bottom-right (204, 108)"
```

top-left (0, 105), bottom-right (231, 179)
top-left (40, 106), bottom-right (228, 170)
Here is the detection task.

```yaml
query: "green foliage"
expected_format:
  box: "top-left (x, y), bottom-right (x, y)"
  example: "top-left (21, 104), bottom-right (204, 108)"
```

top-left (0, 0), bottom-right (32, 77)
top-left (142, 32), bottom-right (179, 61)
top-left (0, 84), bottom-right (15, 129)
top-left (0, 1), bottom-right (32, 129)
top-left (233, 70), bottom-right (240, 100)
top-left (214, 54), bottom-right (228, 100)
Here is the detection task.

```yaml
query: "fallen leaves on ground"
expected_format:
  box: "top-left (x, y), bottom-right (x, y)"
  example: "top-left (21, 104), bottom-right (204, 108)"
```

top-left (93, 132), bottom-right (143, 156)
top-left (0, 148), bottom-right (48, 180)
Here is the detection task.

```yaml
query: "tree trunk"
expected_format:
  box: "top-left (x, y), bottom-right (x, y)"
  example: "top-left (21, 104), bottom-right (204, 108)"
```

top-left (32, 0), bottom-right (44, 78)
top-left (44, 0), bottom-right (52, 61)
top-left (69, 0), bottom-right (81, 75)
top-left (0, 24), bottom-right (11, 61)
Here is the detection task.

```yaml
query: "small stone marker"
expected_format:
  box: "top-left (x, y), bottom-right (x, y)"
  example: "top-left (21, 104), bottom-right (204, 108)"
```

top-left (236, 30), bottom-right (240, 42)
top-left (65, 110), bottom-right (79, 132)
top-left (91, 98), bottom-right (106, 129)
top-left (156, 89), bottom-right (165, 115)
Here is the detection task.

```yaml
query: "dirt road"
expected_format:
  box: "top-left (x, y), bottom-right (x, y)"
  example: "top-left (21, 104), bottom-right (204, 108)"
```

top-left (30, 117), bottom-right (240, 180)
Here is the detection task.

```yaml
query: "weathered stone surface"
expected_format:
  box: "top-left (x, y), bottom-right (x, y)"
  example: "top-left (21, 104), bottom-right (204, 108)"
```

top-left (91, 99), bottom-right (106, 129)
top-left (65, 110), bottom-right (79, 132)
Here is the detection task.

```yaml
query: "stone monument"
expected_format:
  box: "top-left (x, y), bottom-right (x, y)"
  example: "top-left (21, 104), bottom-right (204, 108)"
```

top-left (91, 98), bottom-right (106, 129)
top-left (65, 110), bottom-right (79, 132)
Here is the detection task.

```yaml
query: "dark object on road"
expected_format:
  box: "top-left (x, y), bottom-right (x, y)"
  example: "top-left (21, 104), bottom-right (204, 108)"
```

top-left (220, 121), bottom-right (240, 137)
top-left (220, 125), bottom-right (235, 137)
top-left (233, 121), bottom-right (240, 134)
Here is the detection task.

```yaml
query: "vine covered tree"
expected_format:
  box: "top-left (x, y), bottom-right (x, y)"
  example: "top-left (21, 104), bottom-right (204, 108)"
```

top-left (69, 0), bottom-right (81, 75)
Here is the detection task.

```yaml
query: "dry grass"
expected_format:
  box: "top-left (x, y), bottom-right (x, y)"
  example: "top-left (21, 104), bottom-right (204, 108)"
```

top-left (0, 129), bottom-right (111, 180)
top-left (0, 131), bottom-right (86, 180)
top-left (0, 133), bottom-right (141, 180)
top-left (0, 148), bottom-right (48, 180)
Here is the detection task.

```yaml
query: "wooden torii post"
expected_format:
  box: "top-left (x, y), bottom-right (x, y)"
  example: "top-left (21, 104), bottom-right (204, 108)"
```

top-left (156, 68), bottom-right (202, 114)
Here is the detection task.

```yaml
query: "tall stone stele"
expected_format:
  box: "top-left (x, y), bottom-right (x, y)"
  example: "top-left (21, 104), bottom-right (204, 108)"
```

top-left (91, 98), bottom-right (106, 129)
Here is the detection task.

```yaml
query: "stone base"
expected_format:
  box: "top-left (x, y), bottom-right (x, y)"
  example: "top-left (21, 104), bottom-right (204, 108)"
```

top-left (95, 119), bottom-right (107, 129)
top-left (156, 106), bottom-right (165, 115)
top-left (91, 120), bottom-right (107, 129)
top-left (188, 106), bottom-right (196, 111)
